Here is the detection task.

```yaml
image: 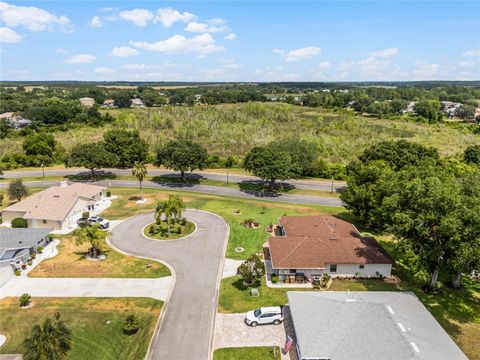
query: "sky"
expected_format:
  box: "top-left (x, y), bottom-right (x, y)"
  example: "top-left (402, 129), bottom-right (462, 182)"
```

top-left (0, 0), bottom-right (479, 82)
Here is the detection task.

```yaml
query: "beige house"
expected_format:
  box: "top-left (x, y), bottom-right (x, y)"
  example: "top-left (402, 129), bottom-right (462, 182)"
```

top-left (1, 182), bottom-right (107, 230)
top-left (79, 97), bottom-right (95, 107)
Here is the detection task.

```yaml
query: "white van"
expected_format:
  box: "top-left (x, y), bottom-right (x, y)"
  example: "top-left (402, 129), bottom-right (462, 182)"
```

top-left (245, 306), bottom-right (283, 327)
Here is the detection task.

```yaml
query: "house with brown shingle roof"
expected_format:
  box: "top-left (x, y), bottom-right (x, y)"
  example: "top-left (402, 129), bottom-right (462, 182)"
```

top-left (266, 215), bottom-right (393, 280)
top-left (1, 182), bottom-right (107, 230)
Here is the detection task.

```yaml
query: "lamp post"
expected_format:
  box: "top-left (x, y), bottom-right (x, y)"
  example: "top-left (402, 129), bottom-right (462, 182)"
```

top-left (41, 163), bottom-right (45, 178)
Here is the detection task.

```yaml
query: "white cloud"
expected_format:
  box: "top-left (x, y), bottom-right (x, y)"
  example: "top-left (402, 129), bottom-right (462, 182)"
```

top-left (318, 61), bottom-right (331, 69)
top-left (98, 7), bottom-right (116, 13)
top-left (155, 7), bottom-right (196, 27)
top-left (224, 33), bottom-right (237, 41)
top-left (0, 1), bottom-right (71, 32)
top-left (94, 67), bottom-right (114, 74)
top-left (119, 8), bottom-right (154, 27)
top-left (274, 46), bottom-right (321, 62)
top-left (63, 54), bottom-right (96, 64)
top-left (110, 46), bottom-right (139, 57)
top-left (56, 48), bottom-right (67, 54)
top-left (462, 49), bottom-right (480, 57)
top-left (413, 60), bottom-right (439, 79)
top-left (184, 21), bottom-right (227, 33)
top-left (221, 59), bottom-right (243, 69)
top-left (0, 27), bottom-right (22, 43)
top-left (369, 47), bottom-right (399, 58)
top-left (121, 63), bottom-right (177, 70)
top-left (89, 16), bottom-right (102, 27)
top-left (132, 33), bottom-right (224, 56)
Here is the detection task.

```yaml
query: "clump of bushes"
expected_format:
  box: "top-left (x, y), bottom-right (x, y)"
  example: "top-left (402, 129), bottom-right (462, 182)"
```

top-left (31, 253), bottom-right (36, 259)
top-left (19, 293), bottom-right (31, 307)
top-left (122, 314), bottom-right (140, 335)
top-left (11, 217), bottom-right (27, 228)
top-left (37, 246), bottom-right (44, 254)
top-left (15, 269), bottom-right (21, 276)
top-left (271, 274), bottom-right (278, 284)
top-left (106, 190), bottom-right (111, 197)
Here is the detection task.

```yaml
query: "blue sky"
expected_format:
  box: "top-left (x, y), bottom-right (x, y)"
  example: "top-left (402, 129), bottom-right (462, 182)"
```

top-left (1, 1), bottom-right (479, 81)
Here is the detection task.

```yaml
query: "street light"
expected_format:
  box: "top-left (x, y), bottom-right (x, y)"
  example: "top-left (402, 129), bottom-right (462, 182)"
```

top-left (41, 163), bottom-right (45, 178)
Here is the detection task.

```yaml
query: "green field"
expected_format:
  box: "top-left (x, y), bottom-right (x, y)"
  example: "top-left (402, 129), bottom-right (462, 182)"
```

top-left (213, 346), bottom-right (281, 360)
top-left (1, 103), bottom-right (478, 163)
top-left (0, 297), bottom-right (163, 360)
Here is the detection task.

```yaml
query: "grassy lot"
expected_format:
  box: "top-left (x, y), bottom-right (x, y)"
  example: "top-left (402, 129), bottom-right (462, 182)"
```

top-left (28, 232), bottom-right (170, 278)
top-left (213, 346), bottom-right (281, 360)
top-left (0, 297), bottom-right (162, 360)
top-left (1, 103), bottom-right (478, 161)
top-left (100, 188), bottom-right (344, 259)
top-left (143, 220), bottom-right (196, 240)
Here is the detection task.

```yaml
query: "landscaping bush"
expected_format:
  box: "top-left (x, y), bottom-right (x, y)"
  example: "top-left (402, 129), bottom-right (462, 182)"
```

top-left (271, 274), bottom-right (278, 284)
top-left (122, 314), bottom-right (140, 335)
top-left (106, 190), bottom-right (111, 197)
top-left (11, 217), bottom-right (27, 228)
top-left (19, 293), bottom-right (31, 307)
top-left (31, 253), bottom-right (36, 259)
top-left (82, 211), bottom-right (90, 219)
top-left (37, 246), bottom-right (44, 254)
top-left (181, 217), bottom-right (187, 226)
top-left (177, 226), bottom-right (182, 234)
top-left (15, 269), bottom-right (21, 276)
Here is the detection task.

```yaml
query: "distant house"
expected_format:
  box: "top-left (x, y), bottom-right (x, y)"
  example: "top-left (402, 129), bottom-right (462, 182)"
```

top-left (441, 101), bottom-right (462, 118)
top-left (79, 97), bottom-right (95, 107)
top-left (1, 182), bottom-right (108, 230)
top-left (265, 216), bottom-right (393, 280)
top-left (403, 101), bottom-right (417, 113)
top-left (130, 98), bottom-right (144, 107)
top-left (103, 99), bottom-right (115, 108)
top-left (287, 291), bottom-right (468, 360)
top-left (0, 228), bottom-right (51, 270)
top-left (0, 112), bottom-right (32, 129)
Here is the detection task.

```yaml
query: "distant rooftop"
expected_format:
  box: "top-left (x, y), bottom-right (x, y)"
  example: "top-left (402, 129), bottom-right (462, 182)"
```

top-left (287, 291), bottom-right (467, 360)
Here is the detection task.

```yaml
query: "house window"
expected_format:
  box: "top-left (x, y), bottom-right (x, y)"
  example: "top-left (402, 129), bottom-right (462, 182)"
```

top-left (330, 264), bottom-right (337, 273)
top-left (42, 220), bottom-right (47, 224)
top-left (289, 269), bottom-right (296, 274)
top-left (359, 264), bottom-right (365, 269)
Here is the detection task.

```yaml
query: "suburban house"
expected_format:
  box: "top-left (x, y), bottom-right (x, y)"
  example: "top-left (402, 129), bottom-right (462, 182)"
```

top-left (103, 99), bottom-right (115, 108)
top-left (79, 97), bottom-right (95, 107)
top-left (1, 182), bottom-right (108, 230)
top-left (0, 228), bottom-right (51, 269)
top-left (130, 98), bottom-right (144, 107)
top-left (0, 228), bottom-right (52, 286)
top-left (287, 291), bottom-right (468, 360)
top-left (265, 215), bottom-right (393, 280)
top-left (0, 112), bottom-right (32, 129)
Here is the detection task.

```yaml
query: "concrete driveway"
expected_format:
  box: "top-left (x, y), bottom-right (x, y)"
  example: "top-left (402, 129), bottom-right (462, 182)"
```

top-left (109, 209), bottom-right (229, 360)
top-left (0, 277), bottom-right (172, 300)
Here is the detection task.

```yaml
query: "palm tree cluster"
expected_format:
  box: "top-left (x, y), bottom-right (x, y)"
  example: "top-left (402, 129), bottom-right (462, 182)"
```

top-left (23, 314), bottom-right (72, 360)
top-left (75, 224), bottom-right (107, 259)
top-left (155, 195), bottom-right (186, 235)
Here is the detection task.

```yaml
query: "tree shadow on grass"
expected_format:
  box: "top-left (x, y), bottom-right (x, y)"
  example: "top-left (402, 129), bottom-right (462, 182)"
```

top-left (232, 277), bottom-right (261, 291)
top-left (238, 180), bottom-right (295, 198)
top-left (151, 173), bottom-right (204, 188)
top-left (66, 170), bottom-right (117, 182)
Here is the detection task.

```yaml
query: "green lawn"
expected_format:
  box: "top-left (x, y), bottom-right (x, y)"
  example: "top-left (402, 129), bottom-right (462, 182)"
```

top-left (214, 346), bottom-right (281, 360)
top-left (143, 220), bottom-right (196, 240)
top-left (0, 297), bottom-right (163, 360)
top-left (100, 187), bottom-right (345, 259)
top-left (28, 233), bottom-right (170, 278)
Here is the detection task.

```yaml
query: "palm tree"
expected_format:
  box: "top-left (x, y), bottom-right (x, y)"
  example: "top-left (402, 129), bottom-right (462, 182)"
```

top-left (23, 316), bottom-right (72, 360)
top-left (168, 195), bottom-right (185, 223)
top-left (75, 224), bottom-right (107, 259)
top-left (155, 200), bottom-right (173, 235)
top-left (132, 162), bottom-right (148, 201)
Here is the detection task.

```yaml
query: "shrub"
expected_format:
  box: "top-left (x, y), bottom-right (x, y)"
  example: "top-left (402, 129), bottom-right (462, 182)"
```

top-left (181, 217), bottom-right (187, 226)
top-left (37, 246), bottom-right (44, 254)
top-left (82, 211), bottom-right (90, 219)
top-left (106, 190), bottom-right (111, 197)
top-left (271, 274), bottom-right (278, 284)
top-left (15, 269), bottom-right (21, 276)
top-left (177, 226), bottom-right (182, 234)
top-left (148, 225), bottom-right (156, 235)
top-left (122, 314), bottom-right (140, 335)
top-left (12, 217), bottom-right (27, 228)
top-left (31, 253), bottom-right (36, 259)
top-left (19, 293), bottom-right (31, 307)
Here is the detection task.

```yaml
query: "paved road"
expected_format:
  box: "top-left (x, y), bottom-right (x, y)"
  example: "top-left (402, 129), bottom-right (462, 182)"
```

top-left (0, 276), bottom-right (173, 300)
top-left (2, 168), bottom-right (346, 192)
top-left (0, 179), bottom-right (344, 207)
top-left (110, 210), bottom-right (229, 360)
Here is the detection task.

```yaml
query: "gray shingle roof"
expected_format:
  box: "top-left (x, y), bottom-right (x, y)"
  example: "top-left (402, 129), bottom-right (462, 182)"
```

top-left (0, 228), bottom-right (52, 250)
top-left (287, 291), bottom-right (468, 360)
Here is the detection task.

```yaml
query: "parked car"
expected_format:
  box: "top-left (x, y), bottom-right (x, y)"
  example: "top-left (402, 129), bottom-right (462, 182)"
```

top-left (245, 306), bottom-right (283, 327)
top-left (87, 216), bottom-right (110, 229)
